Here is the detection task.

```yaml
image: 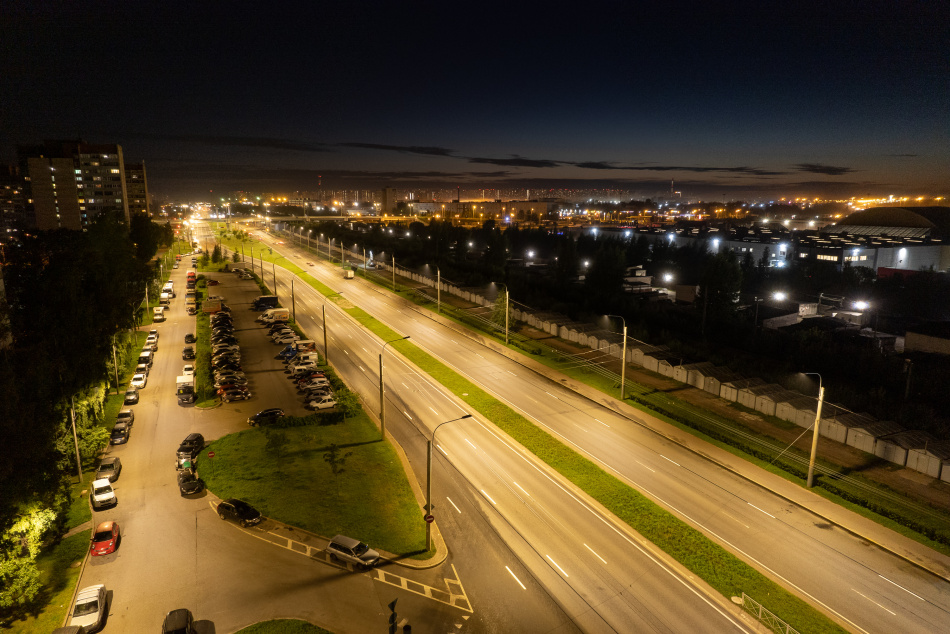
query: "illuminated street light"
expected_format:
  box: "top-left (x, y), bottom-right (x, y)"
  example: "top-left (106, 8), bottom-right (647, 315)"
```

top-left (426, 414), bottom-right (473, 550)
top-left (853, 300), bottom-right (870, 310)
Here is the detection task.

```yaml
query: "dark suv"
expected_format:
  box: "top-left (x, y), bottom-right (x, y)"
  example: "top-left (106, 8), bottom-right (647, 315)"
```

top-left (162, 608), bottom-right (196, 634)
top-left (177, 433), bottom-right (205, 459)
top-left (217, 499), bottom-right (262, 527)
top-left (247, 408), bottom-right (285, 427)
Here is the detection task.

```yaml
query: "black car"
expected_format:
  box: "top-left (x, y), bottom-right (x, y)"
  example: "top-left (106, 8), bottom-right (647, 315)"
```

top-left (212, 362), bottom-right (242, 373)
top-left (110, 422), bottom-right (131, 445)
top-left (177, 470), bottom-right (203, 496)
top-left (123, 388), bottom-right (138, 405)
top-left (247, 408), bottom-right (284, 426)
top-left (182, 346), bottom-right (196, 360)
top-left (162, 608), bottom-right (196, 634)
top-left (184, 333), bottom-right (196, 344)
top-left (177, 433), bottom-right (205, 459)
top-left (217, 499), bottom-right (262, 527)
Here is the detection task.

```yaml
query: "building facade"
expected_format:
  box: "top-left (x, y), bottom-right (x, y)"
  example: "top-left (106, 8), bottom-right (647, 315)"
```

top-left (125, 161), bottom-right (149, 217)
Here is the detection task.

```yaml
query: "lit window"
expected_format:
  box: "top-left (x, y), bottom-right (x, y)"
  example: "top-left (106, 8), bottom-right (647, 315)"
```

top-left (111, 169), bottom-right (120, 174)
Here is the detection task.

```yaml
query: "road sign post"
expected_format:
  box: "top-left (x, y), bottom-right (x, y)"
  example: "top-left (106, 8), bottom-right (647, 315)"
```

top-left (208, 450), bottom-right (215, 477)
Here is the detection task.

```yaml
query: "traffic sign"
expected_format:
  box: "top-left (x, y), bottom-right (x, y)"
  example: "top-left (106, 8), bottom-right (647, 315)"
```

top-left (424, 514), bottom-right (434, 524)
top-left (208, 451), bottom-right (216, 458)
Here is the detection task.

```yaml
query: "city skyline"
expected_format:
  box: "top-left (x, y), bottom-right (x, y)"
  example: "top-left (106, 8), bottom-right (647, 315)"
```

top-left (2, 2), bottom-right (947, 200)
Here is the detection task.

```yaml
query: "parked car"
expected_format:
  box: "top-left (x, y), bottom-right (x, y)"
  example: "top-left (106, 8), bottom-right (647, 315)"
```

top-left (95, 457), bottom-right (121, 482)
top-left (116, 409), bottom-right (134, 426)
top-left (148, 329), bottom-right (160, 340)
top-left (273, 334), bottom-right (299, 345)
top-left (162, 609), bottom-right (196, 634)
top-left (182, 345), bottom-right (196, 360)
top-left (130, 373), bottom-right (147, 389)
top-left (145, 335), bottom-right (158, 350)
top-left (326, 534), bottom-right (380, 568)
top-left (217, 499), bottom-right (262, 526)
top-left (299, 377), bottom-right (330, 390)
top-left (110, 422), bottom-right (131, 445)
top-left (247, 408), bottom-right (285, 427)
top-left (207, 279), bottom-right (219, 286)
top-left (216, 384), bottom-right (249, 396)
top-left (182, 364), bottom-right (195, 377)
top-left (90, 479), bottom-right (116, 509)
top-left (69, 584), bottom-right (107, 632)
top-left (221, 388), bottom-right (251, 403)
top-left (184, 333), bottom-right (196, 343)
top-left (135, 363), bottom-right (150, 377)
top-left (177, 433), bottom-right (205, 459)
top-left (214, 376), bottom-right (248, 388)
top-left (123, 387), bottom-right (139, 405)
top-left (90, 521), bottom-right (120, 556)
top-left (308, 396), bottom-right (338, 410)
top-left (213, 362), bottom-right (242, 373)
top-left (177, 470), bottom-right (204, 496)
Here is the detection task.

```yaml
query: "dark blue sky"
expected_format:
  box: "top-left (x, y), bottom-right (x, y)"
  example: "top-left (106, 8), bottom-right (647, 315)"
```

top-left (2, 1), bottom-right (947, 200)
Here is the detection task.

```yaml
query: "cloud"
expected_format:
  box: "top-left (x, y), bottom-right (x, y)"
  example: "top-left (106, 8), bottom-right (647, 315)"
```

top-left (573, 161), bottom-right (625, 170)
top-left (338, 142), bottom-right (455, 156)
top-left (793, 163), bottom-right (856, 176)
top-left (887, 153), bottom-right (918, 158)
top-left (467, 155), bottom-right (563, 168)
top-left (129, 132), bottom-right (332, 152)
top-left (569, 162), bottom-right (786, 176)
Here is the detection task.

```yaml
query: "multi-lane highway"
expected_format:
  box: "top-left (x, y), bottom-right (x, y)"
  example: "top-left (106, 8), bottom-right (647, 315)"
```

top-left (246, 221), bottom-right (950, 634)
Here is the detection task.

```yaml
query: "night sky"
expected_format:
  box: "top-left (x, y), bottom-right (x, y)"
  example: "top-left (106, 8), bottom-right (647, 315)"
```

top-left (2, 1), bottom-right (947, 200)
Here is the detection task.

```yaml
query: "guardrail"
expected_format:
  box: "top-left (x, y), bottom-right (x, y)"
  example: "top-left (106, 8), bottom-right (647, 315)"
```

top-left (742, 593), bottom-right (800, 634)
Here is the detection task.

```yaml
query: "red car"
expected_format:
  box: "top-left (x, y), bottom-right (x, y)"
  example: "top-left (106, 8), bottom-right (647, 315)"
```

top-left (216, 384), bottom-right (249, 396)
top-left (295, 373), bottom-right (326, 386)
top-left (90, 521), bottom-right (120, 556)
top-left (207, 279), bottom-right (219, 286)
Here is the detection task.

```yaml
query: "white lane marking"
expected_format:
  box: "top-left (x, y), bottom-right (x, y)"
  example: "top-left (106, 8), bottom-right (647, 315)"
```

top-left (465, 438), bottom-right (477, 450)
top-left (475, 353), bottom-right (484, 359)
top-left (592, 418), bottom-right (610, 428)
top-left (878, 575), bottom-right (925, 600)
top-left (402, 382), bottom-right (409, 389)
top-left (513, 481), bottom-right (530, 497)
top-left (481, 490), bottom-right (497, 505)
top-left (429, 406), bottom-right (440, 416)
top-left (546, 555), bottom-right (569, 578)
top-left (574, 423), bottom-right (588, 432)
top-left (507, 370), bottom-right (517, 376)
top-left (362, 347), bottom-right (368, 353)
top-left (722, 512), bottom-right (750, 529)
top-left (506, 566), bottom-right (526, 590)
top-left (544, 391), bottom-right (558, 400)
top-left (851, 588), bottom-right (896, 615)
top-left (660, 455), bottom-right (680, 467)
top-left (634, 459), bottom-right (656, 473)
top-left (451, 339), bottom-right (458, 344)
top-left (447, 497), bottom-right (461, 514)
top-left (437, 444), bottom-right (447, 456)
top-left (747, 503), bottom-right (775, 519)
top-left (359, 366), bottom-right (365, 372)
top-left (344, 350), bottom-right (349, 355)
top-left (584, 543), bottom-right (607, 565)
top-left (403, 411), bottom-right (412, 420)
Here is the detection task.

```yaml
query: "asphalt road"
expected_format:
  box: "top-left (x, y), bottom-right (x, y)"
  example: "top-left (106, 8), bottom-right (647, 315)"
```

top-left (250, 223), bottom-right (950, 634)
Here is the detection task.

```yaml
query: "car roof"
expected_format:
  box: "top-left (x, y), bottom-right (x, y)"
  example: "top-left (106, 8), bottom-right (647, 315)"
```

top-left (99, 457), bottom-right (118, 466)
top-left (184, 433), bottom-right (202, 442)
top-left (92, 479), bottom-right (111, 487)
top-left (112, 423), bottom-right (128, 430)
top-left (76, 584), bottom-right (105, 600)
top-left (95, 521), bottom-right (115, 532)
top-left (331, 534), bottom-right (361, 549)
top-left (163, 608), bottom-right (193, 628)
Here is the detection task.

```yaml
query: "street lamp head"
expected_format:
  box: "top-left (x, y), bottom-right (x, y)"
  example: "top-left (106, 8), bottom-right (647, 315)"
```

top-left (773, 291), bottom-right (788, 301)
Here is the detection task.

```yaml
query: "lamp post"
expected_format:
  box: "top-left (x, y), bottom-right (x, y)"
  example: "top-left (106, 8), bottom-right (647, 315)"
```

top-left (307, 229), bottom-right (312, 250)
top-left (426, 414), bottom-right (473, 550)
top-left (322, 292), bottom-right (343, 365)
top-left (606, 314), bottom-right (627, 401)
top-left (804, 373), bottom-right (825, 488)
top-left (379, 335), bottom-right (410, 440)
top-left (392, 255), bottom-right (396, 292)
top-left (291, 278), bottom-right (296, 323)
top-left (436, 266), bottom-right (441, 313)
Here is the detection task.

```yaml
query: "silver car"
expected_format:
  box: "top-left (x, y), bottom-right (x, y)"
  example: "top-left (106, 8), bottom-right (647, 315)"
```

top-left (327, 534), bottom-right (380, 568)
top-left (69, 584), bottom-right (107, 632)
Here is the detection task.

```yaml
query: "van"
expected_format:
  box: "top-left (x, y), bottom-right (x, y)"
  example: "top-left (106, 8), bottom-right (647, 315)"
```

top-left (153, 306), bottom-right (166, 322)
top-left (258, 307), bottom-right (290, 324)
top-left (294, 353), bottom-right (320, 366)
top-left (253, 295), bottom-right (279, 310)
top-left (160, 293), bottom-right (171, 305)
top-left (138, 349), bottom-right (153, 368)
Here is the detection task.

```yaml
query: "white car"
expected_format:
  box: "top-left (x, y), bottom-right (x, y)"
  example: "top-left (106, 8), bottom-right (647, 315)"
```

top-left (182, 364), bottom-right (195, 377)
top-left (309, 396), bottom-right (338, 410)
top-left (70, 584), bottom-right (107, 632)
top-left (145, 335), bottom-right (158, 350)
top-left (148, 329), bottom-right (160, 340)
top-left (90, 478), bottom-right (116, 509)
top-left (130, 373), bottom-right (147, 389)
top-left (273, 334), bottom-right (300, 344)
top-left (212, 344), bottom-right (240, 354)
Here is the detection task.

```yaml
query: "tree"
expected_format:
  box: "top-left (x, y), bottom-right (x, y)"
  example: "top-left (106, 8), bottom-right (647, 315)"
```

top-left (323, 444), bottom-right (352, 475)
top-left (211, 244), bottom-right (222, 263)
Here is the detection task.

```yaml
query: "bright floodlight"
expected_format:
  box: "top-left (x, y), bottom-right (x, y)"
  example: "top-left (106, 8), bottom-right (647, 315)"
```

top-left (854, 301), bottom-right (869, 310)
top-left (773, 291), bottom-right (788, 301)
top-left (663, 273), bottom-right (673, 283)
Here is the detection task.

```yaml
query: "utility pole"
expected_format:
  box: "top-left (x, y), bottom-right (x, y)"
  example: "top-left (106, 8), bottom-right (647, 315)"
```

top-left (426, 414), bottom-right (472, 550)
top-left (379, 336), bottom-right (410, 440)
top-left (805, 373), bottom-right (825, 488)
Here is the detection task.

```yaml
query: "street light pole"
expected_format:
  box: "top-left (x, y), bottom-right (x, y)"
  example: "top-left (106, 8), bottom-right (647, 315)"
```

top-left (426, 414), bottom-right (473, 550)
top-left (496, 283), bottom-right (510, 345)
top-left (392, 255), bottom-right (396, 292)
top-left (805, 373), bottom-right (825, 488)
top-left (322, 292), bottom-right (343, 365)
top-left (436, 266), bottom-right (441, 313)
top-left (379, 335), bottom-right (410, 440)
top-left (607, 314), bottom-right (627, 401)
top-left (291, 278), bottom-right (295, 323)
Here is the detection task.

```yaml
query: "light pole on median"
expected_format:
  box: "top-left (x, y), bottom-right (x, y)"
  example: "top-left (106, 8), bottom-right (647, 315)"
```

top-left (804, 372), bottom-right (825, 488)
top-left (494, 283), bottom-right (510, 345)
top-left (307, 229), bottom-right (312, 250)
top-left (436, 266), bottom-right (441, 313)
top-left (322, 292), bottom-right (343, 365)
top-left (426, 414), bottom-right (473, 550)
top-left (606, 314), bottom-right (627, 401)
top-left (379, 335), bottom-right (410, 440)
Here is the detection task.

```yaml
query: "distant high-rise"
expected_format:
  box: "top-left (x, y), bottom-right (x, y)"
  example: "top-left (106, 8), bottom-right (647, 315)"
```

top-left (17, 140), bottom-right (134, 230)
top-left (380, 187), bottom-right (396, 213)
top-left (0, 163), bottom-right (28, 244)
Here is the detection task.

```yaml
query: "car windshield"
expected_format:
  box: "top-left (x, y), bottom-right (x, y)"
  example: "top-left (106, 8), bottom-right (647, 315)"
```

top-left (99, 464), bottom-right (114, 472)
top-left (93, 529), bottom-right (112, 541)
top-left (73, 598), bottom-right (99, 616)
top-left (94, 485), bottom-right (111, 495)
